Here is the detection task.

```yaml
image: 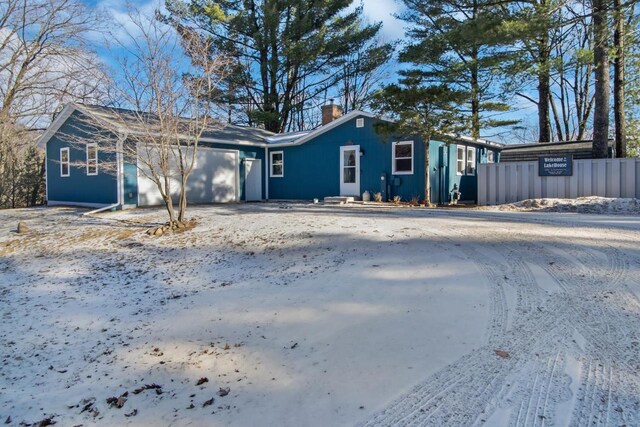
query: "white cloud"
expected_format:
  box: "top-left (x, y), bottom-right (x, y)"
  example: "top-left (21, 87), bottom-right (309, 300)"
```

top-left (360, 0), bottom-right (405, 41)
top-left (90, 0), bottom-right (168, 47)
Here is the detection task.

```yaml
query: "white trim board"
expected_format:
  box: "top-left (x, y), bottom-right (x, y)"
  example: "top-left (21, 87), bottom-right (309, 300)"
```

top-left (60, 147), bottom-right (70, 177)
top-left (86, 143), bottom-right (98, 176)
top-left (391, 140), bottom-right (414, 175)
top-left (270, 151), bottom-right (284, 177)
top-left (35, 104), bottom-right (76, 149)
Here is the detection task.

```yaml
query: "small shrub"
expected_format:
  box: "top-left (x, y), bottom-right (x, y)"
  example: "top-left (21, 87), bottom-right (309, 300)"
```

top-left (392, 195), bottom-right (401, 205)
top-left (410, 196), bottom-right (420, 206)
top-left (373, 192), bottom-right (383, 202)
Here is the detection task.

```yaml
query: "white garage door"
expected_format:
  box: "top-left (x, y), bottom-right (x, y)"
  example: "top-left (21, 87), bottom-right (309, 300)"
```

top-left (187, 148), bottom-right (239, 204)
top-left (137, 147), bottom-right (239, 206)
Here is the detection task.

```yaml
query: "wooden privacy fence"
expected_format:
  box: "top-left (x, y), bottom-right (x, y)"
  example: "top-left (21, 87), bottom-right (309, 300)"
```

top-left (477, 158), bottom-right (640, 205)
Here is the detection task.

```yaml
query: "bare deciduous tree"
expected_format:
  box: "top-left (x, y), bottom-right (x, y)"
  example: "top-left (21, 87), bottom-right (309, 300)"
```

top-left (68, 6), bottom-right (229, 225)
top-left (0, 0), bottom-right (108, 208)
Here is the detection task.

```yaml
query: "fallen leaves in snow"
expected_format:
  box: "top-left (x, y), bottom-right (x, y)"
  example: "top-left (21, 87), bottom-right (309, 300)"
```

top-left (494, 350), bottom-right (510, 359)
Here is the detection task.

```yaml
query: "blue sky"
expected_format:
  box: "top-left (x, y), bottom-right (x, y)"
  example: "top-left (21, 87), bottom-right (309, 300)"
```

top-left (83, 0), bottom-right (406, 40)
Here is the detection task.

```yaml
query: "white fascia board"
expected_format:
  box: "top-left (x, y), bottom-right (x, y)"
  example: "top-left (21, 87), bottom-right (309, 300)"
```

top-left (198, 136), bottom-right (267, 147)
top-left (35, 103), bottom-right (78, 149)
top-left (448, 134), bottom-right (504, 149)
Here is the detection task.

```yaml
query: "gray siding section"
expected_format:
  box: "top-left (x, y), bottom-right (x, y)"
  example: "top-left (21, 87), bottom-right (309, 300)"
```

top-left (478, 158), bottom-right (640, 205)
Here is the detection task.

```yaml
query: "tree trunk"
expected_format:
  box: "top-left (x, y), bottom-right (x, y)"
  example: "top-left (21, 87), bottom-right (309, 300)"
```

top-left (162, 175), bottom-right (176, 223)
top-left (592, 0), bottom-right (610, 158)
top-left (178, 177), bottom-right (188, 223)
top-left (470, 1), bottom-right (480, 140)
top-left (550, 96), bottom-right (564, 141)
top-left (424, 139), bottom-right (432, 206)
top-left (613, 0), bottom-right (626, 157)
top-left (470, 57), bottom-right (480, 139)
top-left (538, 42), bottom-right (551, 143)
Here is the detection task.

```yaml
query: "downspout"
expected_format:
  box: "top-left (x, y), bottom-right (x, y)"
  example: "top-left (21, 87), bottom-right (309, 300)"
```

top-left (83, 134), bottom-right (124, 216)
top-left (44, 142), bottom-right (49, 205)
top-left (264, 146), bottom-right (269, 200)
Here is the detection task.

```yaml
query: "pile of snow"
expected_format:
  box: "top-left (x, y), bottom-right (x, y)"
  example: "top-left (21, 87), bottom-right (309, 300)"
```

top-left (486, 196), bottom-right (640, 214)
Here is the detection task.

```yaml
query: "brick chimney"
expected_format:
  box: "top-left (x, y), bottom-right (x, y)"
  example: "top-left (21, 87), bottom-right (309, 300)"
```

top-left (321, 100), bottom-right (342, 126)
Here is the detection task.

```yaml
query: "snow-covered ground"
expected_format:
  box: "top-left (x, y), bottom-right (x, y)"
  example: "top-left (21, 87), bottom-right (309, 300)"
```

top-left (1, 204), bottom-right (639, 426)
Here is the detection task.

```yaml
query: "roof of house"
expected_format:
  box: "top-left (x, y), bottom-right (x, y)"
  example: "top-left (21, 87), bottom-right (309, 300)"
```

top-left (37, 103), bottom-right (504, 150)
top-left (500, 140), bottom-right (615, 162)
top-left (75, 104), bottom-right (276, 145)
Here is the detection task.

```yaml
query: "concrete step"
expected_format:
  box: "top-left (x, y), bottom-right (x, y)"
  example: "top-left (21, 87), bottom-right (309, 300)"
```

top-left (324, 196), bottom-right (355, 204)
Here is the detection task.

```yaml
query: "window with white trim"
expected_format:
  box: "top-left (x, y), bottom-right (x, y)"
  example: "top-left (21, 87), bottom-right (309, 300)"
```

top-left (466, 146), bottom-right (476, 176)
top-left (456, 145), bottom-right (465, 175)
top-left (86, 143), bottom-right (98, 175)
top-left (487, 150), bottom-right (495, 163)
top-left (392, 141), bottom-right (413, 174)
top-left (270, 151), bottom-right (283, 177)
top-left (60, 147), bottom-right (70, 177)
top-left (356, 118), bottom-right (364, 128)
top-left (456, 145), bottom-right (477, 176)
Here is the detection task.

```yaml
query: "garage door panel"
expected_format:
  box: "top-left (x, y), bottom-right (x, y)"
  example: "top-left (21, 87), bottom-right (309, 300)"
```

top-left (187, 149), bottom-right (238, 203)
top-left (137, 147), bottom-right (238, 206)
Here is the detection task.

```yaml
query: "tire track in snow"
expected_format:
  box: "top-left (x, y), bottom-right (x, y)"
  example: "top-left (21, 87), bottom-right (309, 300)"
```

top-left (361, 222), bottom-right (640, 427)
top-left (362, 225), bottom-right (569, 426)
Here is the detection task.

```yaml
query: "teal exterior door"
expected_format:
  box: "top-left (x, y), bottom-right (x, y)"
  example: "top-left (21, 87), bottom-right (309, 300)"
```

top-left (123, 163), bottom-right (138, 206)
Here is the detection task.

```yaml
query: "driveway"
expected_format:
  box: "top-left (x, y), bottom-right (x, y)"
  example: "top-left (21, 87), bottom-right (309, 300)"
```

top-left (0, 204), bottom-right (638, 426)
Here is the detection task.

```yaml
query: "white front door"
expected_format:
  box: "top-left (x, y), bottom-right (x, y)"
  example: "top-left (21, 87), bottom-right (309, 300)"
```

top-left (340, 145), bottom-right (360, 196)
top-left (245, 158), bottom-right (262, 201)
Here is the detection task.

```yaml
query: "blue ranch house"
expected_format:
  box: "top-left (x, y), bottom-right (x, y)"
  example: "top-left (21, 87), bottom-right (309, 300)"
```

top-left (40, 103), bottom-right (503, 208)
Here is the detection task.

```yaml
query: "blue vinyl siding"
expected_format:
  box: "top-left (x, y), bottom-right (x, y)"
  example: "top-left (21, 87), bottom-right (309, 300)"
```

top-left (267, 116), bottom-right (498, 204)
top-left (46, 110), bottom-right (118, 205)
top-left (268, 116), bottom-right (426, 201)
top-left (45, 106), bottom-right (500, 207)
top-left (429, 142), bottom-right (500, 204)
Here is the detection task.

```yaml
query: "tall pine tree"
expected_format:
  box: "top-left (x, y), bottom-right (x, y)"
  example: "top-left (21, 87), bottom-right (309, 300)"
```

top-left (398, 0), bottom-right (517, 140)
top-left (165, 0), bottom-right (391, 133)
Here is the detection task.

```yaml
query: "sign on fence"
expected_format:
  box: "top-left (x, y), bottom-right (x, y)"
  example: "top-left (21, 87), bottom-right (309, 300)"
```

top-left (538, 155), bottom-right (573, 176)
top-left (477, 158), bottom-right (640, 205)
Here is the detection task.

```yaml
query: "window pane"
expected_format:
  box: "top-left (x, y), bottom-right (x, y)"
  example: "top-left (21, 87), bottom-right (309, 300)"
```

top-left (88, 146), bottom-right (97, 160)
top-left (466, 147), bottom-right (475, 175)
top-left (457, 146), bottom-right (465, 161)
top-left (62, 164), bottom-right (69, 175)
top-left (272, 153), bottom-right (282, 162)
top-left (487, 151), bottom-right (494, 163)
top-left (343, 150), bottom-right (356, 167)
top-left (61, 150), bottom-right (69, 162)
top-left (343, 167), bottom-right (356, 183)
top-left (272, 164), bottom-right (283, 176)
top-left (467, 147), bottom-right (475, 163)
top-left (395, 143), bottom-right (412, 158)
top-left (395, 158), bottom-right (412, 172)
